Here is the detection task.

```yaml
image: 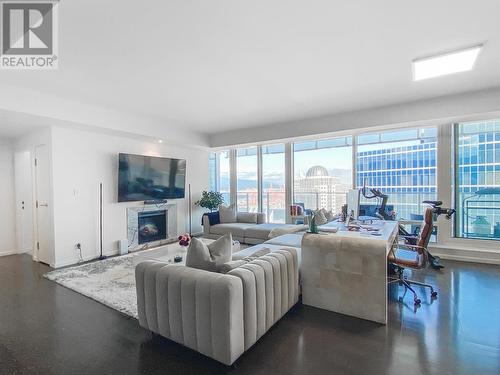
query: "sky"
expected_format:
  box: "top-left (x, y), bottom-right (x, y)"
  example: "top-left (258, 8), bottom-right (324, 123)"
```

top-left (219, 138), bottom-right (426, 187)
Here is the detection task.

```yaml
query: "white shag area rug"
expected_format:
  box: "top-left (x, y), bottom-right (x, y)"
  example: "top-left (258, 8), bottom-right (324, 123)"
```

top-left (44, 254), bottom-right (138, 318)
top-left (44, 241), bottom-right (251, 319)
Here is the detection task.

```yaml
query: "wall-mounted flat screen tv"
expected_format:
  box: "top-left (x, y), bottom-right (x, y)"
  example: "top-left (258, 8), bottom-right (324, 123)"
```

top-left (118, 153), bottom-right (186, 202)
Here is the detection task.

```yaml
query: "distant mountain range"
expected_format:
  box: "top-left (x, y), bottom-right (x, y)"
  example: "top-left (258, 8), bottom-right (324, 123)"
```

top-left (219, 166), bottom-right (352, 191)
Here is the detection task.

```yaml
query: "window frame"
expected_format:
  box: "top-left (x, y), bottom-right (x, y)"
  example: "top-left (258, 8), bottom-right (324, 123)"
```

top-left (210, 121), bottom-right (500, 251)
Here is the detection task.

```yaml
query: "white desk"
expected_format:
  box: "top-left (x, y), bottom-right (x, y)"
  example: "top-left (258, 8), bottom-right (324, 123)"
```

top-left (301, 221), bottom-right (398, 324)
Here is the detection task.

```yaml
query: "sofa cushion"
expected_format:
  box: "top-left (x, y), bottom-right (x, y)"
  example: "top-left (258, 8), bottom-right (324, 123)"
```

top-left (268, 224), bottom-right (307, 239)
top-left (219, 204), bottom-right (237, 223)
top-left (210, 223), bottom-right (255, 237)
top-left (186, 234), bottom-right (233, 271)
top-left (265, 233), bottom-right (303, 248)
top-left (244, 223), bottom-right (282, 239)
top-left (241, 247), bottom-right (271, 261)
top-left (237, 212), bottom-right (258, 223)
top-left (217, 259), bottom-right (248, 274)
top-left (232, 243), bottom-right (301, 263)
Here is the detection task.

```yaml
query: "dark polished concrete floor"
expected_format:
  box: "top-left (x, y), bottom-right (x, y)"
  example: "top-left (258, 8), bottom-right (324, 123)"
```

top-left (1, 254), bottom-right (499, 375)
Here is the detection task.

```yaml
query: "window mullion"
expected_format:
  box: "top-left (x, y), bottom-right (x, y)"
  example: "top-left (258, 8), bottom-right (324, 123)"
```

top-left (257, 146), bottom-right (263, 213)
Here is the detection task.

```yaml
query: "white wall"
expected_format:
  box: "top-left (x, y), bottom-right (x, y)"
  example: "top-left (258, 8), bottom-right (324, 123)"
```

top-left (0, 138), bottom-right (16, 256)
top-left (50, 126), bottom-right (209, 267)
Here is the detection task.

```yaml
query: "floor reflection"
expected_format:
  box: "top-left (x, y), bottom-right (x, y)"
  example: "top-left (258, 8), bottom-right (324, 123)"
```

top-left (1, 255), bottom-right (499, 375)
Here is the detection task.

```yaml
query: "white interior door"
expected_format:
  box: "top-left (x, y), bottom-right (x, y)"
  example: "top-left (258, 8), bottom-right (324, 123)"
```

top-left (34, 144), bottom-right (51, 264)
top-left (14, 151), bottom-right (34, 254)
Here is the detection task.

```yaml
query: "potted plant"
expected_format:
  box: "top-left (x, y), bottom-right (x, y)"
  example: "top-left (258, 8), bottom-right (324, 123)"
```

top-left (195, 191), bottom-right (224, 212)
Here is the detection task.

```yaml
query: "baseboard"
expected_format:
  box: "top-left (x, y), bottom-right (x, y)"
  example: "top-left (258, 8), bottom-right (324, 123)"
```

top-left (52, 250), bottom-right (120, 269)
top-left (0, 250), bottom-right (17, 257)
top-left (430, 245), bottom-right (500, 265)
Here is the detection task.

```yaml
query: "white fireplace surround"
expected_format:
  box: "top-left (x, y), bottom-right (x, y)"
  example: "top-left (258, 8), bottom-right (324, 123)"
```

top-left (127, 203), bottom-right (177, 251)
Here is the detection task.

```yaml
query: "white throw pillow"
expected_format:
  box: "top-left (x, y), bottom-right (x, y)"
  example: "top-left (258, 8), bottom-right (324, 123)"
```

top-left (186, 234), bottom-right (233, 271)
top-left (325, 210), bottom-right (336, 222)
top-left (219, 204), bottom-right (237, 223)
top-left (208, 233), bottom-right (233, 265)
top-left (314, 209), bottom-right (328, 225)
top-left (185, 238), bottom-right (216, 271)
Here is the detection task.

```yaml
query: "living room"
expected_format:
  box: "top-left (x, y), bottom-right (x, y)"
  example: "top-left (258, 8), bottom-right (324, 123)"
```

top-left (1, 1), bottom-right (499, 374)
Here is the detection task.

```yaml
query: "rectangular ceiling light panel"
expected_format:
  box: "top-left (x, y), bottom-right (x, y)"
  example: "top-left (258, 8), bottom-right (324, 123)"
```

top-left (412, 45), bottom-right (482, 81)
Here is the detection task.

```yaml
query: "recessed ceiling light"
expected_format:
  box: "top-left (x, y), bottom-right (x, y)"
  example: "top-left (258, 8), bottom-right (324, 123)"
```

top-left (412, 45), bottom-right (482, 81)
top-left (158, 139), bottom-right (163, 143)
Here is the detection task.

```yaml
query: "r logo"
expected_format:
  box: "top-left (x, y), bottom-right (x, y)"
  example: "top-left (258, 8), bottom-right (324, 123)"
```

top-left (2, 2), bottom-right (53, 55)
top-left (0, 1), bottom-right (58, 69)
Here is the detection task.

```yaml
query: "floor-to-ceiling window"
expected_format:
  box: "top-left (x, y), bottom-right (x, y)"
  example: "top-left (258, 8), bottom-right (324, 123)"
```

top-left (356, 127), bottom-right (437, 220)
top-left (208, 152), bottom-right (217, 192)
top-left (293, 136), bottom-right (352, 213)
top-left (262, 144), bottom-right (286, 223)
top-left (236, 147), bottom-right (258, 212)
top-left (455, 120), bottom-right (500, 240)
top-left (218, 150), bottom-right (230, 204)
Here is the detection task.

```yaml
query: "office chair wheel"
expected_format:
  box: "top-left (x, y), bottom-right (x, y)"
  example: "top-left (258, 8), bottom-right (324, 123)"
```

top-left (414, 298), bottom-right (421, 305)
top-left (431, 291), bottom-right (438, 298)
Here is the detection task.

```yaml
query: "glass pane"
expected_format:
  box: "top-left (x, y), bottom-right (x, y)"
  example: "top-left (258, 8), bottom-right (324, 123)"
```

top-left (208, 152), bottom-right (216, 191)
top-left (262, 144), bottom-right (286, 223)
top-left (218, 151), bottom-right (230, 204)
top-left (455, 120), bottom-right (500, 240)
top-left (293, 137), bottom-right (353, 213)
top-left (237, 147), bottom-right (258, 212)
top-left (356, 127), bottom-right (438, 223)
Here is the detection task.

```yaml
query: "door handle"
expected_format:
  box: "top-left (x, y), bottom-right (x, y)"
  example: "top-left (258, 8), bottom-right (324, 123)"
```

top-left (39, 203), bottom-right (48, 207)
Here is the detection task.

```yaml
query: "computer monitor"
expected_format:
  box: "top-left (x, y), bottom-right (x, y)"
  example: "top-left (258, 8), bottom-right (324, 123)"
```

top-left (347, 189), bottom-right (361, 220)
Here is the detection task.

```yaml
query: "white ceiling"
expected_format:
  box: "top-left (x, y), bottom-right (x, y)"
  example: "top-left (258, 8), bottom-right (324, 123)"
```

top-left (1, 0), bottom-right (499, 135)
top-left (0, 111), bottom-right (48, 138)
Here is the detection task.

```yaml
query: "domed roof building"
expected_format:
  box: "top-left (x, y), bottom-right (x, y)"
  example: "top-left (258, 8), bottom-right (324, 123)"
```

top-left (294, 165), bottom-right (348, 212)
top-left (306, 165), bottom-right (329, 178)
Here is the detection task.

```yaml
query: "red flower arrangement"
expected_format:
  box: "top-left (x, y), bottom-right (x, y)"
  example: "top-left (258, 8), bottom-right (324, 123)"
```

top-left (178, 233), bottom-right (191, 247)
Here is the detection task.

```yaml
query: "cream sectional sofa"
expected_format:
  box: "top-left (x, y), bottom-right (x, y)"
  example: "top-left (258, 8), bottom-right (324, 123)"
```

top-left (135, 247), bottom-right (299, 365)
top-left (203, 213), bottom-right (303, 244)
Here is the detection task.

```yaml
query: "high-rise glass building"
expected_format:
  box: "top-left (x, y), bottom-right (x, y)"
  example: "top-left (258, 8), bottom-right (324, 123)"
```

top-left (356, 128), bottom-right (437, 220)
top-left (455, 120), bottom-right (500, 240)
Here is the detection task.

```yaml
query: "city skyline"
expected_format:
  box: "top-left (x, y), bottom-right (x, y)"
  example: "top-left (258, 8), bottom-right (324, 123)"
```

top-left (211, 123), bottom-right (499, 240)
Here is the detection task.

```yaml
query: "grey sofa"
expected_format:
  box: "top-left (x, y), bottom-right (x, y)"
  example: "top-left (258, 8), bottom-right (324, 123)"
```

top-left (135, 247), bottom-right (299, 365)
top-left (203, 212), bottom-right (303, 244)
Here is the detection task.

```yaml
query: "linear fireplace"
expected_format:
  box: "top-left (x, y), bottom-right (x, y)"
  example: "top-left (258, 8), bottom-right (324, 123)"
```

top-left (127, 203), bottom-right (177, 251)
top-left (138, 210), bottom-right (167, 244)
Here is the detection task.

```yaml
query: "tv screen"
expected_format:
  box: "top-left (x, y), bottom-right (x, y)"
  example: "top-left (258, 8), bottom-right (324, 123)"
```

top-left (118, 153), bottom-right (186, 202)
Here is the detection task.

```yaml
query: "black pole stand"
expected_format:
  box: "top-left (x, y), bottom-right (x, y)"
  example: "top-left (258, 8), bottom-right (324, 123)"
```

top-left (98, 182), bottom-right (106, 260)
